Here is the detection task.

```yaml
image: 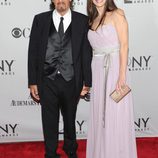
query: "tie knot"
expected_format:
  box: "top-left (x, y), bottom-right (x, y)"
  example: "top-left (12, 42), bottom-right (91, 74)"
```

top-left (60, 17), bottom-right (64, 21)
top-left (58, 17), bottom-right (64, 37)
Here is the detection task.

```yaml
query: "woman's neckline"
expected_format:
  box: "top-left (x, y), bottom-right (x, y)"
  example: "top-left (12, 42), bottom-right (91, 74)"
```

top-left (89, 23), bottom-right (115, 32)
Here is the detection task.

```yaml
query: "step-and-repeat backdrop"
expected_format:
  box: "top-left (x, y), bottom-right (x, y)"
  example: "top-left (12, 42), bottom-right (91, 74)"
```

top-left (0, 0), bottom-right (158, 143)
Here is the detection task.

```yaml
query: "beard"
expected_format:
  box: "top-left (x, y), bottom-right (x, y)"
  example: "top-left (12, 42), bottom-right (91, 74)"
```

top-left (56, 2), bottom-right (67, 13)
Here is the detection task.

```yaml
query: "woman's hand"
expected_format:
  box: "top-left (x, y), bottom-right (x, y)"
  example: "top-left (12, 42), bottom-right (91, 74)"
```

top-left (116, 74), bottom-right (126, 92)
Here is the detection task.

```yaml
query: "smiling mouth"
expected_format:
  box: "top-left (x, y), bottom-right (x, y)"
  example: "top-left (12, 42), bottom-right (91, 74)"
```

top-left (95, 0), bottom-right (104, 3)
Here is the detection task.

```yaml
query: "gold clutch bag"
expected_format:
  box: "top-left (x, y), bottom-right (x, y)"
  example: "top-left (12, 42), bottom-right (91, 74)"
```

top-left (110, 85), bottom-right (131, 103)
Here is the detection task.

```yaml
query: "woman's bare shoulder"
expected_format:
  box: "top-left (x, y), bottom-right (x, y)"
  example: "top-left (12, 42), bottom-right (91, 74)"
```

top-left (112, 8), bottom-right (127, 23)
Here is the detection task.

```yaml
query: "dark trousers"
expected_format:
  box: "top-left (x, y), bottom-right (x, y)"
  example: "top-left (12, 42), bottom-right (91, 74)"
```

top-left (40, 74), bottom-right (78, 158)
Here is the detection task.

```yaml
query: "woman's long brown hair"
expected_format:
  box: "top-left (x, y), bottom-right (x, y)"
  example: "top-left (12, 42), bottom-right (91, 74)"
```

top-left (87, 0), bottom-right (117, 30)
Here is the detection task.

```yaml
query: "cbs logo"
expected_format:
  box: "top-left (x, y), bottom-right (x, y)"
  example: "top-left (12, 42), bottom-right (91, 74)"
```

top-left (12, 27), bottom-right (30, 38)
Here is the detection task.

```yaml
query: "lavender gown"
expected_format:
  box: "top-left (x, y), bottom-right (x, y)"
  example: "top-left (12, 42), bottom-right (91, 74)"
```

top-left (86, 24), bottom-right (137, 158)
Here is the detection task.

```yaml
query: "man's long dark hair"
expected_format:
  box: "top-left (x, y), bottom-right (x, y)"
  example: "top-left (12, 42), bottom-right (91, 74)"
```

top-left (50, 0), bottom-right (74, 10)
top-left (87, 0), bottom-right (117, 30)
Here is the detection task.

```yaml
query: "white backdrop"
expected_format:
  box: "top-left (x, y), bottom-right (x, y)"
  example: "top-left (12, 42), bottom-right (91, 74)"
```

top-left (0, 0), bottom-right (158, 143)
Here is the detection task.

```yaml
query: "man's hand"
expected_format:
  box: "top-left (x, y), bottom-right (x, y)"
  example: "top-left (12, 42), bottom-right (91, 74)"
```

top-left (29, 85), bottom-right (40, 101)
top-left (80, 85), bottom-right (90, 97)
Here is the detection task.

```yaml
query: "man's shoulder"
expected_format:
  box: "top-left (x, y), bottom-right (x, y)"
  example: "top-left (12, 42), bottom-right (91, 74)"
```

top-left (72, 11), bottom-right (88, 20)
top-left (35, 10), bottom-right (53, 19)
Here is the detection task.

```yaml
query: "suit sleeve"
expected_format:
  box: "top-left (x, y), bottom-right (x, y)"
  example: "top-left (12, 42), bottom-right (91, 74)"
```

top-left (28, 15), bottom-right (40, 86)
top-left (82, 18), bottom-right (92, 87)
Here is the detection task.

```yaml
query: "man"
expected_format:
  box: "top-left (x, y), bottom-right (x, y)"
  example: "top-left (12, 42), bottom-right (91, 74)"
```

top-left (28, 0), bottom-right (92, 158)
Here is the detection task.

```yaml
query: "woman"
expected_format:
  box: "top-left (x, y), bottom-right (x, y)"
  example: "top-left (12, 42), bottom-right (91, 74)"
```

top-left (86, 0), bottom-right (138, 158)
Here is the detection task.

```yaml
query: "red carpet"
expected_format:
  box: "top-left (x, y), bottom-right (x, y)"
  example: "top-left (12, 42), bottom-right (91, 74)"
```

top-left (0, 138), bottom-right (157, 158)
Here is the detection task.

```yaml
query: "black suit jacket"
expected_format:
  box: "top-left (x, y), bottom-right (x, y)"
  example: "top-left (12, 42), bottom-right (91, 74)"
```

top-left (28, 10), bottom-right (92, 96)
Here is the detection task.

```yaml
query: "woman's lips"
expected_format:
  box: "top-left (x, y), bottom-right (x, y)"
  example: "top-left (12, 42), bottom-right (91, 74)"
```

top-left (95, 0), bottom-right (104, 3)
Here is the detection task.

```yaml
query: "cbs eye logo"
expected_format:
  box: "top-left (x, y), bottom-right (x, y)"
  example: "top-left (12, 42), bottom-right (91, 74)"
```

top-left (11, 27), bottom-right (30, 38)
top-left (12, 28), bottom-right (22, 38)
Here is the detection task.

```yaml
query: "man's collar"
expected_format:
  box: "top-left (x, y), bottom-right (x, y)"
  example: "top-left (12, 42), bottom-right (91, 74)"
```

top-left (54, 9), bottom-right (71, 18)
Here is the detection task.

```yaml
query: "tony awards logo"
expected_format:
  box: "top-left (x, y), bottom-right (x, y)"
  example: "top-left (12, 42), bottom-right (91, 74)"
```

top-left (0, 60), bottom-right (15, 75)
top-left (135, 117), bottom-right (150, 132)
top-left (128, 55), bottom-right (151, 71)
top-left (59, 120), bottom-right (86, 136)
top-left (0, 124), bottom-right (19, 138)
top-left (0, 0), bottom-right (11, 6)
top-left (73, 0), bottom-right (84, 6)
top-left (124, 0), bottom-right (154, 4)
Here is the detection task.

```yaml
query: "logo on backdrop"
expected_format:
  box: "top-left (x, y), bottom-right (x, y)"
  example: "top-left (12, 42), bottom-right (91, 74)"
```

top-left (73, 0), bottom-right (84, 6)
top-left (0, 124), bottom-right (19, 138)
top-left (11, 95), bottom-right (40, 106)
top-left (135, 117), bottom-right (150, 132)
top-left (124, 0), bottom-right (154, 4)
top-left (43, 0), bottom-right (51, 5)
top-left (44, 0), bottom-right (85, 7)
top-left (0, 0), bottom-right (11, 6)
top-left (76, 120), bottom-right (86, 135)
top-left (12, 27), bottom-right (31, 38)
top-left (128, 55), bottom-right (151, 71)
top-left (59, 120), bottom-right (86, 136)
top-left (0, 60), bottom-right (15, 75)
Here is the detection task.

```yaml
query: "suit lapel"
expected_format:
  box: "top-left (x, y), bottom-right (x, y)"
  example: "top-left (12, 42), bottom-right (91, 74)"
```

top-left (71, 11), bottom-right (80, 63)
top-left (41, 11), bottom-right (53, 60)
